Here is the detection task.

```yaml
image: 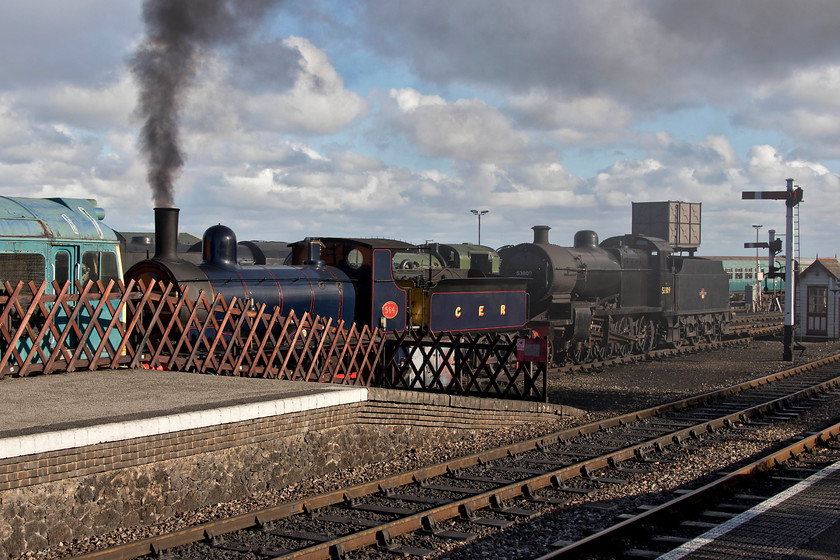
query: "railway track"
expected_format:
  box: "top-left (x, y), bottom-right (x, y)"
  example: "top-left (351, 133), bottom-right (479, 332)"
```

top-left (537, 419), bottom-right (840, 559)
top-left (73, 351), bottom-right (840, 560)
top-left (557, 312), bottom-right (783, 374)
top-left (729, 311), bottom-right (784, 337)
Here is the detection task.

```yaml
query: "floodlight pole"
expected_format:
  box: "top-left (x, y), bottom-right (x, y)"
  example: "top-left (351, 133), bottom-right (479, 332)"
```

top-left (470, 209), bottom-right (488, 245)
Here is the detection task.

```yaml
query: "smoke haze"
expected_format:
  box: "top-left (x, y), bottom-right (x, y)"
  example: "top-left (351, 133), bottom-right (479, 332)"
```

top-left (131, 0), bottom-right (284, 207)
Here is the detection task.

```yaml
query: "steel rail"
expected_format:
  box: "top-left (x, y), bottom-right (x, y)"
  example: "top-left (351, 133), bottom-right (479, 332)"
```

top-left (269, 367), bottom-right (840, 560)
top-left (558, 320), bottom-right (786, 373)
top-left (71, 352), bottom-right (840, 560)
top-left (558, 337), bottom-right (752, 373)
top-left (535, 419), bottom-right (840, 559)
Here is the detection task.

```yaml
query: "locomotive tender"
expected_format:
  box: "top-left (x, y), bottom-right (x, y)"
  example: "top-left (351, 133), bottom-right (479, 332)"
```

top-left (499, 225), bottom-right (731, 364)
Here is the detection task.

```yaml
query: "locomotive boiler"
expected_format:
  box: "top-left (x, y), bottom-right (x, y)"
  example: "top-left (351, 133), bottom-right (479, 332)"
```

top-left (499, 225), bottom-right (730, 364)
top-left (124, 208), bottom-right (355, 323)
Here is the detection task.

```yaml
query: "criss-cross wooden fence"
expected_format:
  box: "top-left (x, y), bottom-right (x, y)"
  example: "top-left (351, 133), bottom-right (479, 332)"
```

top-left (383, 329), bottom-right (547, 401)
top-left (0, 280), bottom-right (547, 400)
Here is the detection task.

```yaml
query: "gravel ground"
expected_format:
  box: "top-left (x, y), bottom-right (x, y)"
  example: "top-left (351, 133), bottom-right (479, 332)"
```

top-left (425, 400), bottom-right (840, 560)
top-left (548, 337), bottom-right (840, 415)
top-left (17, 336), bottom-right (840, 559)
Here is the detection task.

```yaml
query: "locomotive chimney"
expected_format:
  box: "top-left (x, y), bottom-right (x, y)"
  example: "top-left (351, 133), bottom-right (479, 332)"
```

top-left (302, 238), bottom-right (325, 268)
top-left (153, 207), bottom-right (180, 261)
top-left (532, 225), bottom-right (550, 244)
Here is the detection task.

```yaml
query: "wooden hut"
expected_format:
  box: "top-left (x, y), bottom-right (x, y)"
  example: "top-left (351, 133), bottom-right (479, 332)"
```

top-left (797, 258), bottom-right (840, 340)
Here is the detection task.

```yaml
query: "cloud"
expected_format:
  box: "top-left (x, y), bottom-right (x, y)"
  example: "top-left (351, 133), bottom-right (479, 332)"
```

top-left (732, 65), bottom-right (840, 157)
top-left (184, 37), bottom-right (366, 136)
top-left (361, 0), bottom-right (840, 105)
top-left (0, 1), bottom-right (142, 89)
top-left (0, 1), bottom-right (838, 258)
top-left (383, 88), bottom-right (529, 163)
top-left (27, 74), bottom-right (136, 131)
top-left (506, 91), bottom-right (635, 146)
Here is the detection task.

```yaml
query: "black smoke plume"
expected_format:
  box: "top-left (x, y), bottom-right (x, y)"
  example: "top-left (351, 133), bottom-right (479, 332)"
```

top-left (131, 0), bottom-right (283, 207)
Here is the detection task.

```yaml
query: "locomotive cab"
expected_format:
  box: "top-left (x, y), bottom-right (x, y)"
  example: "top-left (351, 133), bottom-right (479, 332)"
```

top-left (289, 237), bottom-right (528, 334)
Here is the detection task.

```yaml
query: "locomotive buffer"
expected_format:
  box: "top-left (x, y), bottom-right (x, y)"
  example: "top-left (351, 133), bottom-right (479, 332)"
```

top-left (742, 178), bottom-right (804, 361)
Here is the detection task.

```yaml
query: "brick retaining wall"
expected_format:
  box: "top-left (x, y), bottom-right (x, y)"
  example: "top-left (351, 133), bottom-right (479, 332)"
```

top-left (0, 390), bottom-right (581, 557)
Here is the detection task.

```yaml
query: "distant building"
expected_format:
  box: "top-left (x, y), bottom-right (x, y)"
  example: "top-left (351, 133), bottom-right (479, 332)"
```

top-left (797, 258), bottom-right (840, 341)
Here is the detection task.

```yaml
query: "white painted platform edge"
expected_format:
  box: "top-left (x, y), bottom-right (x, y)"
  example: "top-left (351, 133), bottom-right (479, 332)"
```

top-left (0, 387), bottom-right (368, 460)
top-left (657, 458), bottom-right (840, 560)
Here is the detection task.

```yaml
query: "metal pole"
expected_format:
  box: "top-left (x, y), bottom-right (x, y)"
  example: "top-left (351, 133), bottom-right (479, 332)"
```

top-left (470, 209), bottom-right (488, 245)
top-left (783, 178), bottom-right (795, 361)
top-left (752, 224), bottom-right (762, 310)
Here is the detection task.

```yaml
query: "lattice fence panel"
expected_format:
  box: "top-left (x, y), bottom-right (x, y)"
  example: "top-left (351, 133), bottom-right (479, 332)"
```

top-left (382, 329), bottom-right (547, 401)
top-left (0, 279), bottom-right (133, 376)
top-left (1, 279), bottom-right (385, 386)
top-left (2, 280), bottom-right (544, 401)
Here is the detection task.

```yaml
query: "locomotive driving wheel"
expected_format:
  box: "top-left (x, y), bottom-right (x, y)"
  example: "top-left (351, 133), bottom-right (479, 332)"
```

top-left (568, 343), bottom-right (591, 364)
top-left (611, 316), bottom-right (632, 357)
top-left (634, 317), bottom-right (656, 353)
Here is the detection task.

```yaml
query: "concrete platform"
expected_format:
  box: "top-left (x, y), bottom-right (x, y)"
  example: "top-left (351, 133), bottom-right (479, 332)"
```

top-left (0, 368), bottom-right (579, 557)
top-left (659, 459), bottom-right (840, 560)
top-left (0, 368), bottom-right (368, 459)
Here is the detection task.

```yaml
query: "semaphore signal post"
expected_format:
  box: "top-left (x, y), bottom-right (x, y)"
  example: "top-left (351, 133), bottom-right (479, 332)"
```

top-left (742, 178), bottom-right (804, 361)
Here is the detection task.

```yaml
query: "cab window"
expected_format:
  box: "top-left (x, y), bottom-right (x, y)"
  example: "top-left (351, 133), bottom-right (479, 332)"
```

top-left (54, 252), bottom-right (70, 286)
top-left (82, 251), bottom-right (120, 285)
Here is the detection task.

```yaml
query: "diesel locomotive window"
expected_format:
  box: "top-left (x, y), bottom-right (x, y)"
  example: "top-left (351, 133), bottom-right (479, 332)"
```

top-left (82, 251), bottom-right (120, 286)
top-left (100, 252), bottom-right (119, 283)
top-left (0, 253), bottom-right (46, 289)
top-left (54, 252), bottom-right (70, 286)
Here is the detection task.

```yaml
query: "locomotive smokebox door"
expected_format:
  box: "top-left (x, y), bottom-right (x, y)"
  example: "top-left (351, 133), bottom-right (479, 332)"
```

top-left (571, 306), bottom-right (593, 341)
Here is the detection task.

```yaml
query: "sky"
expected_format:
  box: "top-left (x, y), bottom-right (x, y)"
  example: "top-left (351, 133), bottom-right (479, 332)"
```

top-left (1, 0), bottom-right (839, 259)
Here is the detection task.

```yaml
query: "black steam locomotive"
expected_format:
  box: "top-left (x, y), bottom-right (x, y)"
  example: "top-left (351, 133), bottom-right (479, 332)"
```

top-left (499, 225), bottom-right (731, 364)
top-left (125, 208), bottom-right (529, 335)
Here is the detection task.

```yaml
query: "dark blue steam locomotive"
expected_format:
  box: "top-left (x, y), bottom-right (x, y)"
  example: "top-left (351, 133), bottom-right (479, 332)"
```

top-left (124, 208), bottom-right (529, 335)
